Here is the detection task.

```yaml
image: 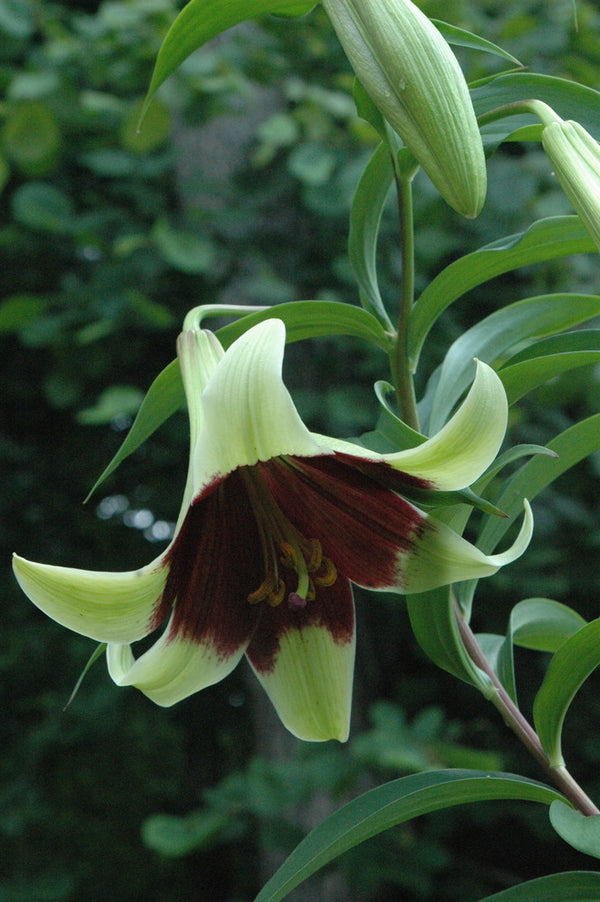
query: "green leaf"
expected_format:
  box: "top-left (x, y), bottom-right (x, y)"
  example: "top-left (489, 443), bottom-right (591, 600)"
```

top-left (12, 181), bottom-right (74, 233)
top-left (143, 0), bottom-right (312, 116)
top-left (253, 770), bottom-right (565, 902)
top-left (476, 633), bottom-right (516, 702)
top-left (406, 586), bottom-right (492, 692)
top-left (215, 301), bottom-right (391, 350)
top-left (287, 141), bottom-right (336, 186)
top-left (427, 295), bottom-right (600, 433)
top-left (550, 801), bottom-right (600, 859)
top-left (2, 101), bottom-right (61, 176)
top-left (500, 350), bottom-right (600, 406)
top-left (77, 386), bottom-right (145, 426)
top-left (270, 2), bottom-right (315, 16)
top-left (511, 599), bottom-right (587, 653)
top-left (476, 599), bottom-right (586, 705)
top-left (0, 294), bottom-right (46, 331)
top-left (0, 0), bottom-right (36, 38)
top-left (456, 415), bottom-right (600, 615)
top-left (409, 218), bottom-right (596, 371)
top-left (433, 20), bottom-right (522, 67)
top-left (62, 643), bottom-right (106, 711)
top-left (152, 218), bottom-right (216, 274)
top-left (533, 618), bottom-right (600, 767)
top-left (85, 358), bottom-right (183, 501)
top-left (142, 810), bottom-right (237, 858)
top-left (120, 98), bottom-right (171, 154)
top-left (348, 142), bottom-right (395, 327)
top-left (506, 329), bottom-right (600, 366)
top-left (352, 79), bottom-right (387, 140)
top-left (478, 871), bottom-right (600, 902)
top-left (478, 444), bottom-right (558, 486)
top-left (371, 380), bottom-right (426, 449)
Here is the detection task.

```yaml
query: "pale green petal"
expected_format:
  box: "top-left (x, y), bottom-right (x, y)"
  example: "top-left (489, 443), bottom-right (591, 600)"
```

top-left (247, 625), bottom-right (355, 742)
top-left (190, 319), bottom-right (326, 489)
top-left (12, 552), bottom-right (167, 643)
top-left (106, 625), bottom-right (247, 706)
top-left (176, 328), bottom-right (225, 526)
top-left (177, 328), bottom-right (224, 446)
top-left (314, 360), bottom-right (507, 490)
top-left (400, 500), bottom-right (533, 593)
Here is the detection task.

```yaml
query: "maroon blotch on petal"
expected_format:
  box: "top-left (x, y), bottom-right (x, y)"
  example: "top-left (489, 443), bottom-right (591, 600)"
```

top-left (246, 575), bottom-right (354, 674)
top-left (261, 454), bottom-right (425, 590)
top-left (158, 470), bottom-right (263, 656)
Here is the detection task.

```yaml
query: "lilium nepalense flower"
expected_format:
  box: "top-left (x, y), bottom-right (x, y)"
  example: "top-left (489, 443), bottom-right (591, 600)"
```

top-left (13, 319), bottom-right (532, 742)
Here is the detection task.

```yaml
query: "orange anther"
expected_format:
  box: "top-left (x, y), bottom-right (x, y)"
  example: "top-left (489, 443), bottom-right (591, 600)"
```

top-left (313, 556), bottom-right (337, 588)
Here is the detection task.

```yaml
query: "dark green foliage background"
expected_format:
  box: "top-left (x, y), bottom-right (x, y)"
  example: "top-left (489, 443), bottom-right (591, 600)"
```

top-left (1, 1), bottom-right (599, 900)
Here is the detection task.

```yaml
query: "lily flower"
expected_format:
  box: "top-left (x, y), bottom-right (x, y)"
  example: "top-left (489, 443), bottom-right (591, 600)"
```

top-left (13, 319), bottom-right (531, 742)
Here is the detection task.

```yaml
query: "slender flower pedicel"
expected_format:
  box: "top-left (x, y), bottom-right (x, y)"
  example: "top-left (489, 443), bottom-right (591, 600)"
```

top-left (13, 319), bottom-right (532, 741)
top-left (321, 0), bottom-right (487, 217)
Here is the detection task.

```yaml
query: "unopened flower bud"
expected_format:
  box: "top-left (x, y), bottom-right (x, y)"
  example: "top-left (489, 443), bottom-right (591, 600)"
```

top-left (321, 0), bottom-right (487, 217)
top-left (542, 118), bottom-right (600, 253)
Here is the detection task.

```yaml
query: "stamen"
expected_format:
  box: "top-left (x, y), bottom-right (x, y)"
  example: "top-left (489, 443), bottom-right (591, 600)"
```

top-left (248, 574), bottom-right (279, 605)
top-left (279, 539), bottom-right (311, 603)
top-left (313, 556), bottom-right (337, 587)
top-left (266, 579), bottom-right (286, 607)
top-left (305, 538), bottom-right (323, 572)
top-left (241, 464), bottom-right (338, 610)
top-left (279, 542), bottom-right (297, 568)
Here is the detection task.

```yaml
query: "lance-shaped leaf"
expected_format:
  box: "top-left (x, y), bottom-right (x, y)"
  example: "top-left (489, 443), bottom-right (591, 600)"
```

top-left (477, 598), bottom-right (587, 705)
top-left (473, 72), bottom-right (600, 146)
top-left (426, 294), bottom-right (600, 434)
top-left (533, 618), bottom-right (600, 768)
top-left (409, 217), bottom-right (597, 372)
top-left (348, 141), bottom-right (395, 326)
top-left (455, 413), bottom-right (600, 616)
top-left (143, 0), bottom-right (314, 117)
top-left (253, 770), bottom-right (565, 902)
top-left (478, 871), bottom-right (600, 902)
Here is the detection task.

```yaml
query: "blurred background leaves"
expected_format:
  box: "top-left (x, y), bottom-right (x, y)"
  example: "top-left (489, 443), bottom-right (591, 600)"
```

top-left (1, 0), bottom-right (600, 900)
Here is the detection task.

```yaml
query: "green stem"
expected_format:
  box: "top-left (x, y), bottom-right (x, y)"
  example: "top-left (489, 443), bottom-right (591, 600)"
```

top-left (477, 99), bottom-right (560, 131)
top-left (390, 160), bottom-right (420, 431)
top-left (453, 599), bottom-right (599, 816)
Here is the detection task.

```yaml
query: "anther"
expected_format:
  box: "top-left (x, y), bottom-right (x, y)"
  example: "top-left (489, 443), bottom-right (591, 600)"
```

top-left (248, 575), bottom-right (279, 605)
top-left (313, 556), bottom-right (337, 588)
top-left (266, 579), bottom-right (286, 607)
top-left (279, 542), bottom-right (297, 568)
top-left (305, 538), bottom-right (323, 572)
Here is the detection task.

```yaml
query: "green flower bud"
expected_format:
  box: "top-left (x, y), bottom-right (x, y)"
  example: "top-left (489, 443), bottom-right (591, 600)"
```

top-left (542, 119), bottom-right (600, 253)
top-left (321, 0), bottom-right (487, 217)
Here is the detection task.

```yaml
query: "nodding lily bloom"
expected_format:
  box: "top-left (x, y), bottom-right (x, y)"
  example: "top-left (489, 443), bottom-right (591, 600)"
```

top-left (13, 319), bottom-right (532, 741)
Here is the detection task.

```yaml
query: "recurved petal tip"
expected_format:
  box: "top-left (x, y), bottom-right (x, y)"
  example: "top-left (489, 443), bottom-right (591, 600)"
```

top-left (12, 551), bottom-right (166, 644)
